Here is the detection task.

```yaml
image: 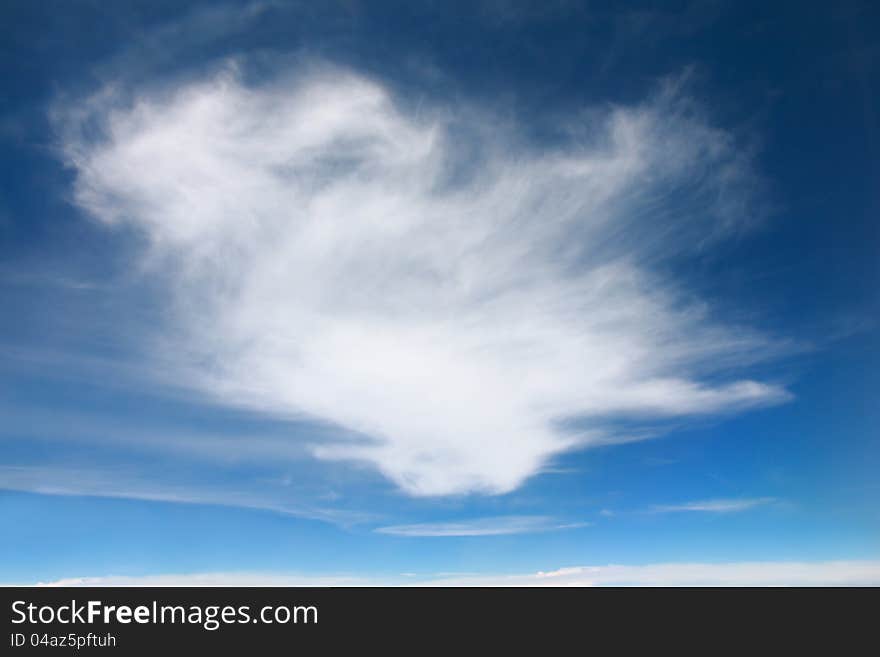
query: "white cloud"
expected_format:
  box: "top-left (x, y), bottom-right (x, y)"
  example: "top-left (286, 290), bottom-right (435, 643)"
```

top-left (651, 497), bottom-right (776, 513)
top-left (24, 561), bottom-right (880, 587)
top-left (57, 63), bottom-right (791, 496)
top-left (375, 516), bottom-right (587, 537)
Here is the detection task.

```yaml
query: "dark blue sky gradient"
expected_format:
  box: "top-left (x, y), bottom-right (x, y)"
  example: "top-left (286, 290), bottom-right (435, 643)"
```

top-left (0, 1), bottom-right (877, 582)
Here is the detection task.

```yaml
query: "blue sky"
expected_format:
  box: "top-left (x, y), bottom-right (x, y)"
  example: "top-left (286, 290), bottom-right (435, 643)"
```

top-left (0, 1), bottom-right (878, 586)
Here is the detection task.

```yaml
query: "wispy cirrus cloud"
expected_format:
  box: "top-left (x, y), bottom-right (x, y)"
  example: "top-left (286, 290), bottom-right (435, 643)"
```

top-left (375, 516), bottom-right (587, 537)
top-left (0, 465), bottom-right (370, 526)
top-left (650, 497), bottom-right (777, 513)
top-left (55, 61), bottom-right (792, 497)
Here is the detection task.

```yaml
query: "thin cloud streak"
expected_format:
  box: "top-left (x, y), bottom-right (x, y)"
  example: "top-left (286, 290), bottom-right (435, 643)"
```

top-left (651, 497), bottom-right (777, 513)
top-left (375, 516), bottom-right (588, 537)
top-left (0, 465), bottom-right (370, 526)
top-left (57, 62), bottom-right (792, 496)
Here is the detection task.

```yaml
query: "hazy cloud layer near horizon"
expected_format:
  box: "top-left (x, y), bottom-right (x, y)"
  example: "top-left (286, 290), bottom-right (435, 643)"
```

top-left (30, 560), bottom-right (880, 587)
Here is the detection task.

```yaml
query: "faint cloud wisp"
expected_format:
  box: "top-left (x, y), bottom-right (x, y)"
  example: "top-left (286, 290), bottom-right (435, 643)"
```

top-left (650, 497), bottom-right (777, 513)
top-left (375, 516), bottom-right (588, 537)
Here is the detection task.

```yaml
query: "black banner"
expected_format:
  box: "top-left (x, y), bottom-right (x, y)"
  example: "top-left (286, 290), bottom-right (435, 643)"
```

top-left (1, 587), bottom-right (873, 653)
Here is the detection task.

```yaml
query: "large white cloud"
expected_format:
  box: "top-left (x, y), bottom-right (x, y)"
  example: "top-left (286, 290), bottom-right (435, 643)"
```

top-left (58, 63), bottom-right (790, 496)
